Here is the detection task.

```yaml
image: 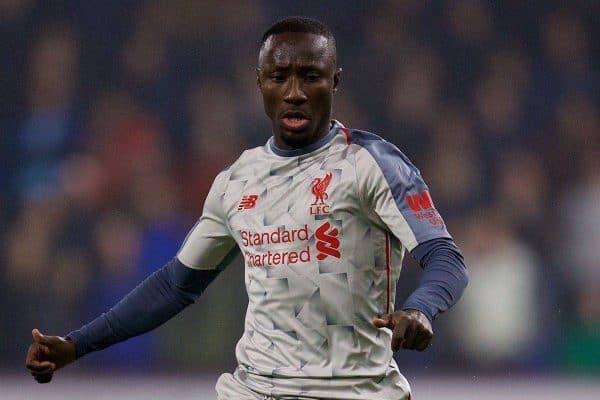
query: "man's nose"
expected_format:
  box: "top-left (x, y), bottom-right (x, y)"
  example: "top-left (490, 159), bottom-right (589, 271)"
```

top-left (283, 77), bottom-right (307, 104)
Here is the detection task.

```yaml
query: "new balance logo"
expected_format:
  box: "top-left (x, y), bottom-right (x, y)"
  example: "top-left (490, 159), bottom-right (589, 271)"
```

top-left (315, 222), bottom-right (340, 260)
top-left (238, 194), bottom-right (259, 210)
top-left (406, 191), bottom-right (433, 211)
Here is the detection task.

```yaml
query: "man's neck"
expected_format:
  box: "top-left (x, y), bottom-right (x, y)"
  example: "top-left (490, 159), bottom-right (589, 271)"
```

top-left (274, 122), bottom-right (332, 150)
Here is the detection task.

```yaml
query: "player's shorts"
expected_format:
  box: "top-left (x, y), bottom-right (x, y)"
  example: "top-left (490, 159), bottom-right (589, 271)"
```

top-left (215, 363), bottom-right (411, 400)
top-left (216, 370), bottom-right (270, 400)
top-left (216, 370), bottom-right (316, 399)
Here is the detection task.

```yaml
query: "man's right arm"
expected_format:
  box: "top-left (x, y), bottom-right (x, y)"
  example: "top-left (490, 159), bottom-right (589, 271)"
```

top-left (67, 168), bottom-right (237, 357)
top-left (67, 253), bottom-right (236, 358)
top-left (26, 253), bottom-right (235, 383)
top-left (27, 169), bottom-right (237, 381)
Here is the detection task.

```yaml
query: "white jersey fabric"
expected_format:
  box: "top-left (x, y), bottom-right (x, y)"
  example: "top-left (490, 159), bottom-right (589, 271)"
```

top-left (178, 121), bottom-right (450, 399)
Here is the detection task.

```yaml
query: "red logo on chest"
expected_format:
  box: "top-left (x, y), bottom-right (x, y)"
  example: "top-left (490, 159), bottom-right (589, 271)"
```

top-left (238, 194), bottom-right (259, 210)
top-left (310, 172), bottom-right (332, 215)
top-left (315, 222), bottom-right (340, 260)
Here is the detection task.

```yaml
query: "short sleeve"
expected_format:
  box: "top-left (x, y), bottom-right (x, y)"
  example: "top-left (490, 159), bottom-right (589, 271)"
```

top-left (353, 132), bottom-right (451, 251)
top-left (177, 170), bottom-right (237, 270)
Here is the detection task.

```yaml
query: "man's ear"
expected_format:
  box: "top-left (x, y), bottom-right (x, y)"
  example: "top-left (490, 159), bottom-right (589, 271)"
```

top-left (333, 67), bottom-right (342, 92)
top-left (256, 68), bottom-right (262, 90)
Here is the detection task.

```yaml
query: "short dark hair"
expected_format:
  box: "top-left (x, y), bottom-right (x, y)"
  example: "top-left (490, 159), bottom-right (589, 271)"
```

top-left (260, 16), bottom-right (335, 48)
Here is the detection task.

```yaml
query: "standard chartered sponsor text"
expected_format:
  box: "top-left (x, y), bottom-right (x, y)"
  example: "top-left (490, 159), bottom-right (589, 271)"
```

top-left (240, 225), bottom-right (312, 267)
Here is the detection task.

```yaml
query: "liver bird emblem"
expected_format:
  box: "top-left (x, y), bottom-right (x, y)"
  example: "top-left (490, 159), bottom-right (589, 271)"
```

top-left (311, 172), bottom-right (332, 205)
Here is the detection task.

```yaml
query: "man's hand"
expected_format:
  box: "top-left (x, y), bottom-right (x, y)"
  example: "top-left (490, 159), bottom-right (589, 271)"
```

top-left (372, 309), bottom-right (433, 352)
top-left (25, 329), bottom-right (76, 383)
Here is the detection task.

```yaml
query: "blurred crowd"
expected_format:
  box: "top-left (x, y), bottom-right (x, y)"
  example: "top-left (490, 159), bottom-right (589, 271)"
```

top-left (1, 1), bottom-right (598, 375)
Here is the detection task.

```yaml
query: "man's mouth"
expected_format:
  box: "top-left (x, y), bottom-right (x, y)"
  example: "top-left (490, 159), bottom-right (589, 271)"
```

top-left (282, 117), bottom-right (309, 130)
top-left (281, 111), bottom-right (310, 131)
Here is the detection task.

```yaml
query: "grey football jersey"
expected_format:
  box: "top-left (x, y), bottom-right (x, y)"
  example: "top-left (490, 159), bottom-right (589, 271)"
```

top-left (178, 121), bottom-right (450, 398)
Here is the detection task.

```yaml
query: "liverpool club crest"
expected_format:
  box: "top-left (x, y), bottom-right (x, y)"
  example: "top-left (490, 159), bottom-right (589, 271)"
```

top-left (310, 172), bottom-right (332, 215)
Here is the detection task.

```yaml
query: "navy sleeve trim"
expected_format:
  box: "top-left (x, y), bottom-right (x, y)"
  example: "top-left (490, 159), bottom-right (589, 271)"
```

top-left (66, 257), bottom-right (224, 358)
top-left (401, 237), bottom-right (469, 322)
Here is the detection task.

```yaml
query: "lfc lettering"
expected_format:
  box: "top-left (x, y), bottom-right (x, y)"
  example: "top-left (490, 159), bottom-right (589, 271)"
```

top-left (310, 204), bottom-right (330, 215)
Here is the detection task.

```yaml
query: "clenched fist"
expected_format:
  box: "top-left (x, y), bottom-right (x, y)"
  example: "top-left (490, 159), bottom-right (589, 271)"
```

top-left (373, 309), bottom-right (433, 352)
top-left (25, 329), bottom-right (76, 383)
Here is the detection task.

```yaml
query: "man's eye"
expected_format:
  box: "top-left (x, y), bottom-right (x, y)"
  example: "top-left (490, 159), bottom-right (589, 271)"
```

top-left (271, 74), bottom-right (285, 82)
top-left (306, 74), bottom-right (321, 82)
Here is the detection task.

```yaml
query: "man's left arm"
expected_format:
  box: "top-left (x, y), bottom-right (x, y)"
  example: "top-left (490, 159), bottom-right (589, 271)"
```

top-left (403, 237), bottom-right (469, 323)
top-left (374, 238), bottom-right (468, 351)
top-left (353, 136), bottom-right (468, 351)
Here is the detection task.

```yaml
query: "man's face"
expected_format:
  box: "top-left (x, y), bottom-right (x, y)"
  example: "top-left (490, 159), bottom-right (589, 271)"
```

top-left (257, 32), bottom-right (340, 149)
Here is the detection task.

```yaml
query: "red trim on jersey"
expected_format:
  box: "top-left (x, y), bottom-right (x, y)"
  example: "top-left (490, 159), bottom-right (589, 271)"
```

top-left (340, 127), bottom-right (352, 145)
top-left (385, 232), bottom-right (391, 314)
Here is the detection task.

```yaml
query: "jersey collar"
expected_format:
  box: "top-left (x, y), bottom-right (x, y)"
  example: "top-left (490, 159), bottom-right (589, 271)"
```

top-left (269, 120), bottom-right (344, 157)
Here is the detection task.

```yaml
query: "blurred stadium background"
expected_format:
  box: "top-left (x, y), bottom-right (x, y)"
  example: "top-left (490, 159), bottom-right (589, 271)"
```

top-left (1, 0), bottom-right (598, 398)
